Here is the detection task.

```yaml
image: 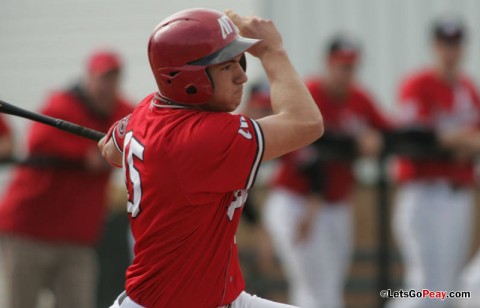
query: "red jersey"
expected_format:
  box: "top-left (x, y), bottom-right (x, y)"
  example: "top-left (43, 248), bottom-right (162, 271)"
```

top-left (111, 93), bottom-right (264, 307)
top-left (394, 69), bottom-right (480, 185)
top-left (0, 115), bottom-right (11, 136)
top-left (0, 87), bottom-right (133, 245)
top-left (273, 78), bottom-right (390, 202)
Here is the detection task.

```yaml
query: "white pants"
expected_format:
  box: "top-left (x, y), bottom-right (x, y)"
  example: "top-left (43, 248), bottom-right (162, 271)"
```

top-left (263, 188), bottom-right (353, 308)
top-left (109, 291), bottom-right (298, 308)
top-left (388, 181), bottom-right (473, 308)
top-left (457, 239), bottom-right (480, 307)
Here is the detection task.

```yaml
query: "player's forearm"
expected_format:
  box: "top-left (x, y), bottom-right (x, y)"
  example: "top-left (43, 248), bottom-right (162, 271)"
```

top-left (98, 136), bottom-right (123, 167)
top-left (0, 136), bottom-right (13, 158)
top-left (261, 49), bottom-right (323, 132)
top-left (439, 130), bottom-right (480, 153)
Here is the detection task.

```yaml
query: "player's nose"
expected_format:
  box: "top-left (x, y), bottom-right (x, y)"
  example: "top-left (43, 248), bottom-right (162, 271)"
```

top-left (235, 64), bottom-right (248, 84)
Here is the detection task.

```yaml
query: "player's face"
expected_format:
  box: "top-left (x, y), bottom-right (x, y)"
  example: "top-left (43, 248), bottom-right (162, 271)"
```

top-left (434, 40), bottom-right (464, 69)
top-left (87, 70), bottom-right (121, 115)
top-left (327, 60), bottom-right (357, 91)
top-left (205, 55), bottom-right (248, 112)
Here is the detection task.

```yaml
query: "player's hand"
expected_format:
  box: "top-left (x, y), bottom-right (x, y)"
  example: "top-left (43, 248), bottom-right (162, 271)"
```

top-left (438, 128), bottom-right (478, 162)
top-left (85, 146), bottom-right (110, 171)
top-left (296, 214), bottom-right (315, 243)
top-left (98, 136), bottom-right (123, 167)
top-left (357, 129), bottom-right (383, 158)
top-left (295, 195), bottom-right (321, 243)
top-left (226, 9), bottom-right (283, 59)
top-left (98, 136), bottom-right (107, 153)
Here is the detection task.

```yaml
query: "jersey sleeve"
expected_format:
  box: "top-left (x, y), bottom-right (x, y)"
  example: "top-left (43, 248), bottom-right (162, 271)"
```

top-left (463, 78), bottom-right (480, 128)
top-left (359, 91), bottom-right (392, 131)
top-left (28, 93), bottom-right (91, 159)
top-left (396, 77), bottom-right (431, 126)
top-left (109, 114), bottom-right (131, 154)
top-left (177, 113), bottom-right (264, 194)
top-left (101, 114), bottom-right (131, 168)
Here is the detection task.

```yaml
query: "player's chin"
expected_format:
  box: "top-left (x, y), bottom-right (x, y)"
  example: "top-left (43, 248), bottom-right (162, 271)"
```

top-left (230, 95), bottom-right (242, 111)
top-left (228, 102), bottom-right (241, 112)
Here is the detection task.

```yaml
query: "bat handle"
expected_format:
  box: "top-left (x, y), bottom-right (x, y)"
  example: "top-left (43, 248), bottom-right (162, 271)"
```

top-left (56, 120), bottom-right (106, 142)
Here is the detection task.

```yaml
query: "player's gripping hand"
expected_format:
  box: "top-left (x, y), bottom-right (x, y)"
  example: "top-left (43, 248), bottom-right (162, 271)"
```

top-left (226, 9), bottom-right (283, 59)
top-left (98, 135), bottom-right (123, 167)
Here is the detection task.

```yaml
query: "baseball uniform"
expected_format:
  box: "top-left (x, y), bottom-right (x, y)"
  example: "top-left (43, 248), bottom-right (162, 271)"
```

top-left (0, 84), bottom-right (132, 308)
top-left (389, 69), bottom-right (480, 308)
top-left (264, 78), bottom-right (390, 308)
top-left (107, 93), bottom-right (278, 307)
top-left (0, 115), bottom-right (11, 137)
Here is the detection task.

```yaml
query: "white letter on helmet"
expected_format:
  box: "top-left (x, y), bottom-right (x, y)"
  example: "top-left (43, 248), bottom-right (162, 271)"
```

top-left (218, 16), bottom-right (234, 39)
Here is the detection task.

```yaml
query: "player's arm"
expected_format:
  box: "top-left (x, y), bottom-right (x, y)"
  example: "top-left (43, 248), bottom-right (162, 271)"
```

top-left (227, 11), bottom-right (323, 162)
top-left (437, 128), bottom-right (480, 153)
top-left (98, 115), bottom-right (130, 167)
top-left (358, 93), bottom-right (392, 158)
top-left (99, 136), bottom-right (122, 167)
top-left (437, 83), bottom-right (480, 154)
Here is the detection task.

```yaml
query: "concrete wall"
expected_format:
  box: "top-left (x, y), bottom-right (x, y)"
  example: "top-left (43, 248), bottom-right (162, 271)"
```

top-left (2, 0), bottom-right (479, 137)
top-left (0, 0), bottom-right (260, 140)
top-left (260, 0), bottom-right (480, 112)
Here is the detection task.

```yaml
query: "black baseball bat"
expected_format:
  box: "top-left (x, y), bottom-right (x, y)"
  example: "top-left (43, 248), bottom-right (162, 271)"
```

top-left (0, 100), bottom-right (106, 142)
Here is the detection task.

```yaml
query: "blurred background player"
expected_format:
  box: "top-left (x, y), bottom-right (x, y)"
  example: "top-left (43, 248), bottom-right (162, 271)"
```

top-left (239, 81), bottom-right (280, 275)
top-left (389, 15), bottom-right (480, 308)
top-left (263, 34), bottom-right (391, 308)
top-left (0, 50), bottom-right (133, 308)
top-left (241, 81), bottom-right (272, 230)
top-left (242, 81), bottom-right (272, 120)
top-left (0, 116), bottom-right (13, 160)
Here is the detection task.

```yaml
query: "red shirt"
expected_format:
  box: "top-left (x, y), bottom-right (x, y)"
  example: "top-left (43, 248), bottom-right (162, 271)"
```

top-left (273, 78), bottom-right (390, 202)
top-left (0, 115), bottom-right (11, 136)
top-left (394, 69), bottom-right (480, 185)
top-left (0, 88), bottom-right (133, 245)
top-left (111, 93), bottom-right (264, 307)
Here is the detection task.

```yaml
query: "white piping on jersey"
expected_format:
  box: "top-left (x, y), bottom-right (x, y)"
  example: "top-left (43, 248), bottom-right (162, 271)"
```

top-left (246, 119), bottom-right (264, 189)
top-left (112, 127), bottom-right (122, 153)
top-left (151, 99), bottom-right (190, 109)
top-left (151, 93), bottom-right (191, 109)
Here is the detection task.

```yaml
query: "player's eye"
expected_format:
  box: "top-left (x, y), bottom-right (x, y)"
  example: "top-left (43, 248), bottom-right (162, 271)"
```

top-left (221, 64), bottom-right (231, 71)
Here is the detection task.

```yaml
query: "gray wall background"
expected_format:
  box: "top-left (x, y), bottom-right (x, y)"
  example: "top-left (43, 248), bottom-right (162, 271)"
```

top-left (0, 1), bottom-right (480, 306)
top-left (259, 0), bottom-right (480, 111)
top-left (1, 0), bottom-right (480, 139)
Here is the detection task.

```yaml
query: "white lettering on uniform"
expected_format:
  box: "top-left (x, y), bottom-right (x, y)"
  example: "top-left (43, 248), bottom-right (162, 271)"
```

top-left (227, 190), bottom-right (248, 221)
top-left (124, 132), bottom-right (145, 218)
top-left (238, 116), bottom-right (252, 139)
top-left (218, 15), bottom-right (234, 39)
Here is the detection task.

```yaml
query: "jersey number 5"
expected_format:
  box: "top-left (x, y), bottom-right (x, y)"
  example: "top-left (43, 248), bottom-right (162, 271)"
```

top-left (124, 132), bottom-right (145, 218)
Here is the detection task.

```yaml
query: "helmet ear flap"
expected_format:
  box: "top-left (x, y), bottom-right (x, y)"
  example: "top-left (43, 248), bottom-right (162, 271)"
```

top-left (155, 67), bottom-right (213, 104)
top-left (239, 54), bottom-right (247, 72)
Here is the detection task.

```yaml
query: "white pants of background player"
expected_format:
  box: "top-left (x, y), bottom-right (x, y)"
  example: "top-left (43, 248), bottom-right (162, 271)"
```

top-left (387, 181), bottom-right (473, 308)
top-left (458, 248), bottom-right (480, 308)
top-left (110, 290), bottom-right (298, 308)
top-left (263, 188), bottom-right (353, 308)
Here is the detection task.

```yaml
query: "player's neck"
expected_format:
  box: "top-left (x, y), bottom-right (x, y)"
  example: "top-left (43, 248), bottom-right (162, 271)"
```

top-left (434, 64), bottom-right (459, 84)
top-left (323, 77), bottom-right (349, 100)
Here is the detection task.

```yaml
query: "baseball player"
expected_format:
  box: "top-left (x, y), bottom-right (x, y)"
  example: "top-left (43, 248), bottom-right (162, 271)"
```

top-left (388, 16), bottom-right (480, 308)
top-left (0, 112), bottom-right (13, 211)
top-left (263, 34), bottom-right (391, 308)
top-left (0, 115), bottom-right (13, 159)
top-left (100, 8), bottom-right (323, 308)
top-left (0, 50), bottom-right (133, 308)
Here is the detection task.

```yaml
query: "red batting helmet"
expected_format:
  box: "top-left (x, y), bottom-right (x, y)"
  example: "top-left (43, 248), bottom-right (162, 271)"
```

top-left (148, 8), bottom-right (260, 105)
